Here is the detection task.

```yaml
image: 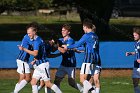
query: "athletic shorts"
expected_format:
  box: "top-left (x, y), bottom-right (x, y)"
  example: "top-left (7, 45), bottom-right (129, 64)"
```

top-left (80, 63), bottom-right (101, 75)
top-left (32, 62), bottom-right (50, 81)
top-left (16, 59), bottom-right (30, 74)
top-left (132, 68), bottom-right (140, 78)
top-left (55, 65), bottom-right (76, 78)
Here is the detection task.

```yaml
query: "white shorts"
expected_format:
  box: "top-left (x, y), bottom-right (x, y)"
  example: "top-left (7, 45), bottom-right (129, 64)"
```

top-left (55, 65), bottom-right (75, 78)
top-left (80, 63), bottom-right (101, 75)
top-left (16, 59), bottom-right (30, 74)
top-left (32, 62), bottom-right (50, 81)
top-left (132, 68), bottom-right (140, 78)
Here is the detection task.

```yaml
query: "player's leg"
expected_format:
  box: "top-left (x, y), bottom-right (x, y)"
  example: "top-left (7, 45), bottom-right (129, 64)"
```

top-left (17, 62), bottom-right (31, 91)
top-left (132, 68), bottom-right (140, 93)
top-left (44, 86), bottom-right (51, 93)
top-left (13, 73), bottom-right (25, 93)
top-left (67, 67), bottom-right (83, 92)
top-left (37, 79), bottom-right (51, 93)
top-left (31, 78), bottom-right (39, 93)
top-left (54, 65), bottom-right (66, 88)
top-left (93, 74), bottom-right (100, 93)
top-left (54, 76), bottom-right (63, 88)
top-left (92, 65), bottom-right (101, 93)
top-left (133, 78), bottom-right (140, 93)
top-left (80, 63), bottom-right (95, 93)
top-left (42, 64), bottom-right (62, 93)
top-left (45, 80), bottom-right (62, 93)
top-left (14, 60), bottom-right (31, 93)
top-left (38, 79), bottom-right (45, 91)
top-left (31, 68), bottom-right (41, 93)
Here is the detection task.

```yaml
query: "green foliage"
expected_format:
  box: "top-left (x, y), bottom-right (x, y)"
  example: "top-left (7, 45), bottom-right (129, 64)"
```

top-left (0, 0), bottom-right (53, 12)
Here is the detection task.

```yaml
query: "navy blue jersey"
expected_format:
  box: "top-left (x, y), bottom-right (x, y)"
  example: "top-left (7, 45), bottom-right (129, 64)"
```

top-left (134, 41), bottom-right (140, 68)
top-left (17, 34), bottom-right (32, 62)
top-left (31, 36), bottom-right (49, 64)
top-left (67, 32), bottom-right (101, 66)
top-left (59, 37), bottom-right (76, 67)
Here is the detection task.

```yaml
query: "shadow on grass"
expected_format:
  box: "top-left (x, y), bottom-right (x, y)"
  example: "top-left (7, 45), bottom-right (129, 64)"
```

top-left (0, 23), bottom-right (139, 41)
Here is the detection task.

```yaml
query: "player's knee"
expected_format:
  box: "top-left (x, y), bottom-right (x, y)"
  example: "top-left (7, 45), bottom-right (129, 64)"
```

top-left (31, 78), bottom-right (37, 85)
top-left (25, 76), bottom-right (31, 82)
top-left (25, 74), bottom-right (31, 82)
top-left (68, 78), bottom-right (76, 88)
top-left (54, 76), bottom-right (63, 85)
top-left (45, 80), bottom-right (52, 88)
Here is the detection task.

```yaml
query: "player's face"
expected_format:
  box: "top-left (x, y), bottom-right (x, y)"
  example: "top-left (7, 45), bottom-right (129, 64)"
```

top-left (133, 32), bottom-right (140, 41)
top-left (83, 26), bottom-right (87, 33)
top-left (61, 28), bottom-right (70, 37)
top-left (27, 28), bottom-right (36, 39)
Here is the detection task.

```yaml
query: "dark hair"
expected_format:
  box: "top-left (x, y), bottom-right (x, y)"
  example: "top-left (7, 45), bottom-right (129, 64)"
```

top-left (83, 18), bottom-right (93, 29)
top-left (133, 27), bottom-right (140, 35)
top-left (62, 24), bottom-right (71, 32)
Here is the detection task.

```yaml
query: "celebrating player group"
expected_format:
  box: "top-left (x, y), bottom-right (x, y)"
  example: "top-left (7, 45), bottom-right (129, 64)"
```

top-left (13, 18), bottom-right (106, 93)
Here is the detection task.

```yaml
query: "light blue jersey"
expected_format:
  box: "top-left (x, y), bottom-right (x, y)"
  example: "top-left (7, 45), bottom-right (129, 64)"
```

top-left (134, 41), bottom-right (140, 68)
top-left (67, 32), bottom-right (101, 65)
top-left (17, 34), bottom-right (32, 62)
top-left (31, 36), bottom-right (49, 65)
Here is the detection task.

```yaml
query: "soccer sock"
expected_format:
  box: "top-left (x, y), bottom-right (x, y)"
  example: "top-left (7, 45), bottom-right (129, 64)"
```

top-left (134, 86), bottom-right (140, 93)
top-left (15, 80), bottom-right (27, 92)
top-left (51, 84), bottom-right (62, 93)
top-left (13, 83), bottom-right (19, 93)
top-left (37, 85), bottom-right (42, 91)
top-left (95, 88), bottom-right (100, 93)
top-left (45, 87), bottom-right (51, 93)
top-left (32, 85), bottom-right (38, 93)
top-left (83, 80), bottom-right (95, 93)
top-left (77, 83), bottom-right (83, 92)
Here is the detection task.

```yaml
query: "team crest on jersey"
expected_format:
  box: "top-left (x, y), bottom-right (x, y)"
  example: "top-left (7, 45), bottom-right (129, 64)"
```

top-left (137, 45), bottom-right (140, 49)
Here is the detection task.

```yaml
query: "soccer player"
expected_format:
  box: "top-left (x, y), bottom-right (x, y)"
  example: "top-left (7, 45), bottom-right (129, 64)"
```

top-left (13, 34), bottom-right (31, 93)
top-left (54, 24), bottom-right (83, 92)
top-left (31, 38), bottom-right (60, 93)
top-left (63, 19), bottom-right (101, 93)
top-left (126, 27), bottom-right (140, 93)
top-left (18, 26), bottom-right (62, 93)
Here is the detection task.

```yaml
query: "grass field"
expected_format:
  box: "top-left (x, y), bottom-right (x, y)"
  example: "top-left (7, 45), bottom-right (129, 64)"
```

top-left (0, 69), bottom-right (134, 93)
top-left (0, 77), bottom-right (134, 93)
top-left (0, 77), bottom-right (133, 93)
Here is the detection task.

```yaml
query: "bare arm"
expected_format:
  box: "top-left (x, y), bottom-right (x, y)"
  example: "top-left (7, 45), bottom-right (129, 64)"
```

top-left (126, 52), bottom-right (135, 56)
top-left (47, 53), bottom-right (61, 58)
top-left (58, 46), bottom-right (67, 53)
top-left (18, 45), bottom-right (38, 56)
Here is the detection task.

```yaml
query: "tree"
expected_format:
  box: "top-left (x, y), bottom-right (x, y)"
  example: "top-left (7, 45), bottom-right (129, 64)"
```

top-left (75, 0), bottom-right (115, 40)
top-left (52, 0), bottom-right (115, 40)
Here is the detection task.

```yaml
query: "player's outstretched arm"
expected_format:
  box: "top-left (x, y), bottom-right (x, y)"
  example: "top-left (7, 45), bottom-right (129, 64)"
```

top-left (126, 52), bottom-right (135, 56)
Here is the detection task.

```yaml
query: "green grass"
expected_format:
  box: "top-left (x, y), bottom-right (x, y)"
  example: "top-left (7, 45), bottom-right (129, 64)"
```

top-left (110, 17), bottom-right (140, 26)
top-left (0, 15), bottom-right (81, 24)
top-left (0, 77), bottom-right (134, 93)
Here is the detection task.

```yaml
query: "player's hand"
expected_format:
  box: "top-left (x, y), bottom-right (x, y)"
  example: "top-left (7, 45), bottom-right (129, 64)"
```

top-left (30, 60), bottom-right (36, 65)
top-left (17, 45), bottom-right (24, 50)
top-left (126, 52), bottom-right (131, 56)
top-left (49, 39), bottom-right (55, 46)
top-left (137, 59), bottom-right (140, 63)
top-left (62, 45), bottom-right (67, 50)
top-left (56, 40), bottom-right (63, 47)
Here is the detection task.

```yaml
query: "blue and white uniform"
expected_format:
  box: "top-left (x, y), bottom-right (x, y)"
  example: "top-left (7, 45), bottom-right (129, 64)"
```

top-left (31, 36), bottom-right (51, 81)
top-left (55, 37), bottom-right (76, 78)
top-left (16, 34), bottom-right (32, 74)
top-left (67, 32), bottom-right (101, 75)
top-left (132, 41), bottom-right (140, 78)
